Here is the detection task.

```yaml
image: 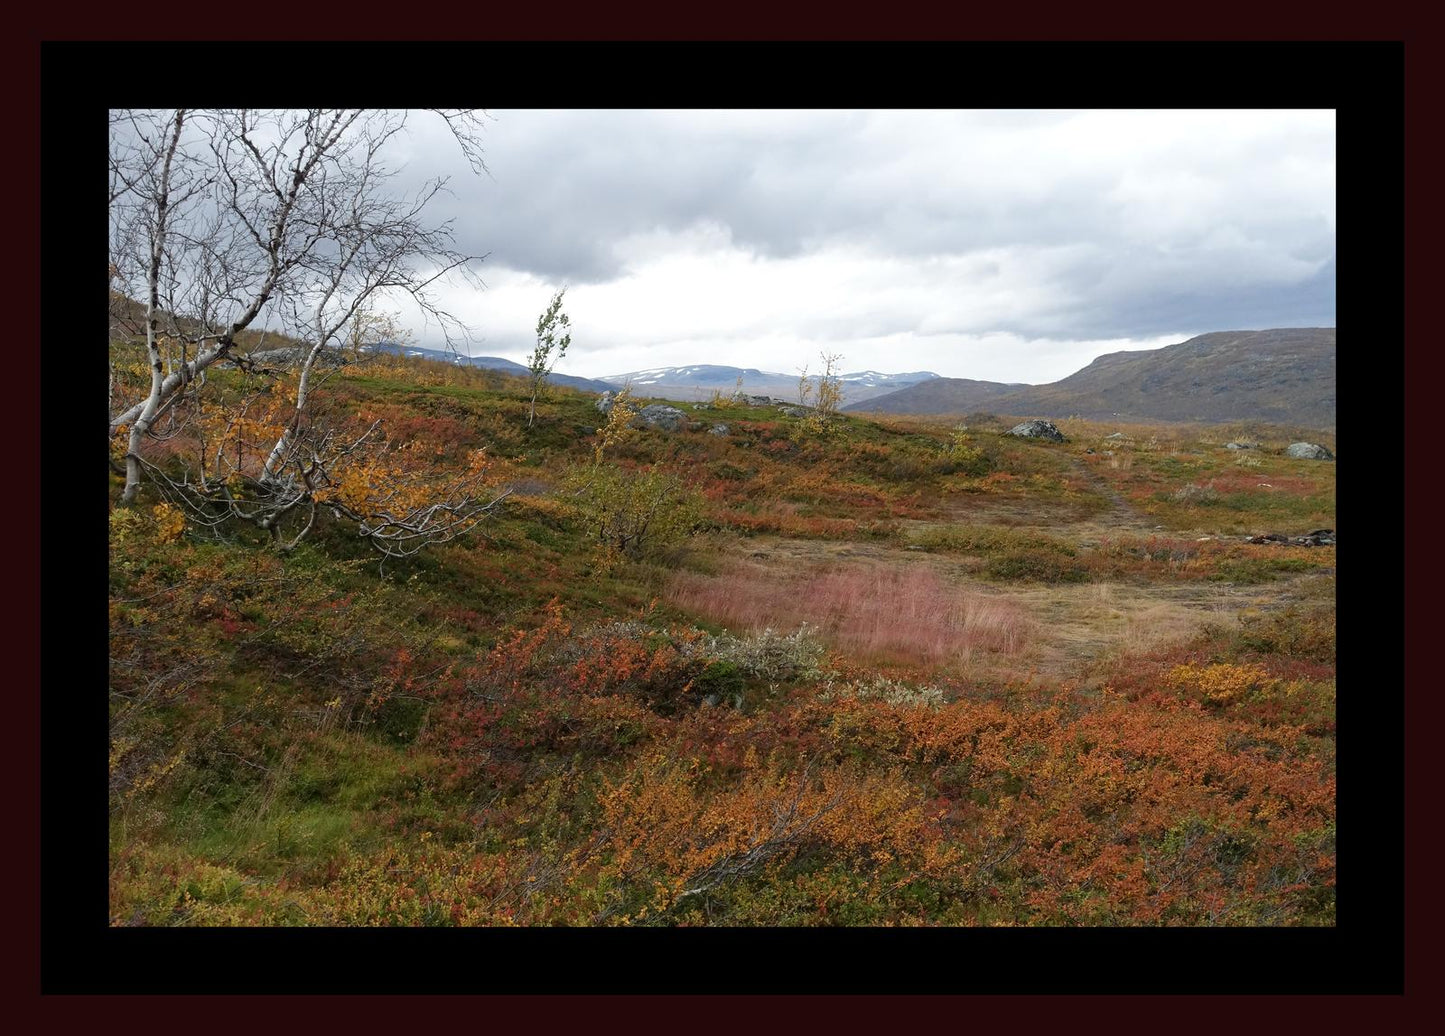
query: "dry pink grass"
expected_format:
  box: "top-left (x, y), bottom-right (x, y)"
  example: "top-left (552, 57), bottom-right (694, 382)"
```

top-left (667, 559), bottom-right (1031, 664)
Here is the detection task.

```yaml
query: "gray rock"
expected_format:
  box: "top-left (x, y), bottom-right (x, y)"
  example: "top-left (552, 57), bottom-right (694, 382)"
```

top-left (709, 423), bottom-right (729, 437)
top-left (779, 406), bottom-right (808, 418)
top-left (1006, 419), bottom-right (1067, 442)
top-left (1104, 432), bottom-right (1129, 440)
top-left (595, 391), bottom-right (614, 414)
top-left (1225, 441), bottom-right (1258, 450)
top-left (733, 393), bottom-right (776, 407)
top-left (1248, 529), bottom-right (1335, 546)
top-left (634, 404), bottom-right (689, 432)
top-left (1285, 442), bottom-right (1334, 460)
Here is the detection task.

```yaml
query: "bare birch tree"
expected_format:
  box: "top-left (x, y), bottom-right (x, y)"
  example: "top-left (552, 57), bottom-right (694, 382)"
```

top-left (109, 109), bottom-right (507, 553)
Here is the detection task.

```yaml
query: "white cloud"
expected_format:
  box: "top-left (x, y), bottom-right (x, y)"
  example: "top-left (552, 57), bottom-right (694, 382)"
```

top-left (390, 108), bottom-right (1334, 383)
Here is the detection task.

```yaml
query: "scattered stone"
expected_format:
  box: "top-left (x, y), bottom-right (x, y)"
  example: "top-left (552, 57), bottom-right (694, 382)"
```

top-left (779, 406), bottom-right (808, 418)
top-left (1006, 419), bottom-right (1068, 442)
top-left (1225, 441), bottom-right (1258, 450)
top-left (633, 404), bottom-right (689, 432)
top-left (709, 423), bottom-right (729, 437)
top-left (734, 393), bottom-right (776, 407)
top-left (693, 401), bottom-right (713, 410)
top-left (1245, 529), bottom-right (1335, 546)
top-left (1104, 432), bottom-right (1129, 440)
top-left (1285, 442), bottom-right (1334, 460)
top-left (702, 693), bottom-right (721, 707)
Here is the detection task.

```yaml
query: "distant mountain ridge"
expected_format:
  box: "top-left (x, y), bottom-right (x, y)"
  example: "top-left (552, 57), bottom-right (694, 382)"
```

top-left (366, 342), bottom-right (615, 394)
top-left (598, 365), bottom-right (940, 404)
top-left (844, 329), bottom-right (1336, 429)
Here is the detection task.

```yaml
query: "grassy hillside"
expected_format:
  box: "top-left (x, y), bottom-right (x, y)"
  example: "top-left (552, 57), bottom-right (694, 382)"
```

top-left (849, 328), bottom-right (1337, 429)
top-left (109, 347), bottom-right (1336, 927)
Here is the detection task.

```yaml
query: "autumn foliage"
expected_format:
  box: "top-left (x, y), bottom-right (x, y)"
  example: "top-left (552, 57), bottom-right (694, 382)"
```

top-left (108, 349), bottom-right (1336, 928)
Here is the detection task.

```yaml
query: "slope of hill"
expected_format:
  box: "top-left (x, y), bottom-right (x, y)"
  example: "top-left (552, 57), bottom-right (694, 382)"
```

top-left (841, 376), bottom-right (1028, 416)
top-left (367, 342), bottom-right (615, 394)
top-left (847, 329), bottom-right (1336, 429)
top-left (600, 365), bottom-right (939, 404)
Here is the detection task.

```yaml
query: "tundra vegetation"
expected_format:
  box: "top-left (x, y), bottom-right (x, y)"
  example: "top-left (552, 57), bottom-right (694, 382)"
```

top-left (109, 344), bottom-right (1336, 927)
top-left (107, 109), bottom-right (1333, 928)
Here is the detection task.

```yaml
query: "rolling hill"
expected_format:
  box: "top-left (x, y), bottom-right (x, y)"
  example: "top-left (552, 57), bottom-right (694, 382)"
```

top-left (845, 329), bottom-right (1336, 429)
top-left (366, 343), bottom-right (615, 394)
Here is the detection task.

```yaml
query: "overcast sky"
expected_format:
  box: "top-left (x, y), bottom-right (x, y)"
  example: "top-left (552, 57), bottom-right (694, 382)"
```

top-left (382, 109), bottom-right (1335, 384)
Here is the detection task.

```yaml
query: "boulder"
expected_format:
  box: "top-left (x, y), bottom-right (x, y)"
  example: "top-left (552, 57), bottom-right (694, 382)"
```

top-left (1225, 441), bottom-right (1258, 450)
top-left (1104, 432), bottom-right (1129, 440)
top-left (709, 424), bottom-right (729, 437)
top-left (634, 404), bottom-right (689, 432)
top-left (1285, 442), bottom-right (1334, 460)
top-left (595, 391), bottom-right (614, 414)
top-left (1006, 419), bottom-right (1067, 442)
top-left (779, 406), bottom-right (808, 418)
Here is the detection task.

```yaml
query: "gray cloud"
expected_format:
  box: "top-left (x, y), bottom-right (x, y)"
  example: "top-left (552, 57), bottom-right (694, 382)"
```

top-left (380, 109), bottom-right (1333, 378)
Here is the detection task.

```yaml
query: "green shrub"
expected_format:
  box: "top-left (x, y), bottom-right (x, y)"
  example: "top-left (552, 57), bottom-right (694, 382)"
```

top-left (694, 659), bottom-right (745, 700)
top-left (1209, 557), bottom-right (1316, 584)
top-left (562, 463), bottom-right (704, 562)
top-left (912, 524), bottom-right (1074, 558)
top-left (985, 549), bottom-right (1089, 583)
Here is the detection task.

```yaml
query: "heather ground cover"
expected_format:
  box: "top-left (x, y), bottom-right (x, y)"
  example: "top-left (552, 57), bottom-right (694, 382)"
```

top-left (109, 352), bottom-right (1335, 926)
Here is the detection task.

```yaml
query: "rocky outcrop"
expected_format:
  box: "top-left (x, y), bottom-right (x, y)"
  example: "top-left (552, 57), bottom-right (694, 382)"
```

top-left (1285, 442), bottom-right (1334, 460)
top-left (633, 404), bottom-right (689, 431)
top-left (1006, 419), bottom-right (1067, 442)
top-left (1245, 529), bottom-right (1335, 546)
